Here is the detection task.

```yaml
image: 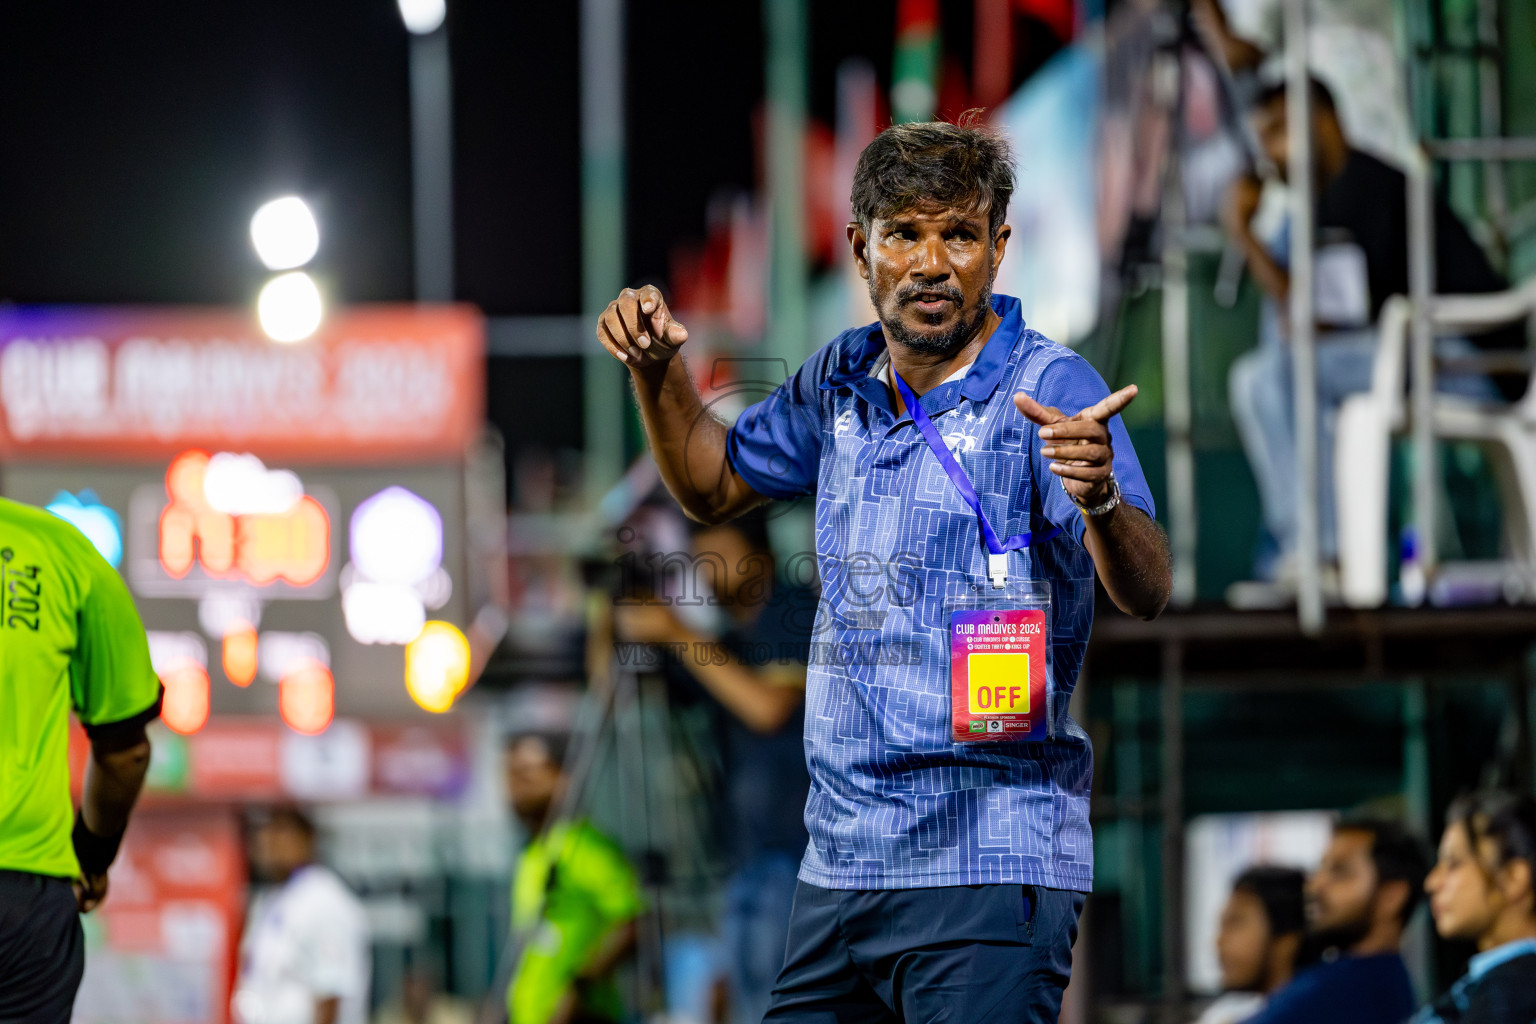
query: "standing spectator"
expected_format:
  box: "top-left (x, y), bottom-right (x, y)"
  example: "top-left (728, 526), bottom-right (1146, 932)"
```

top-left (614, 509), bottom-right (815, 1024)
top-left (0, 497), bottom-right (161, 1023)
top-left (1243, 818), bottom-right (1428, 1024)
top-left (504, 733), bottom-right (642, 1024)
top-left (233, 806), bottom-right (372, 1024)
top-left (1195, 867), bottom-right (1309, 1024)
top-left (1415, 790), bottom-right (1536, 1024)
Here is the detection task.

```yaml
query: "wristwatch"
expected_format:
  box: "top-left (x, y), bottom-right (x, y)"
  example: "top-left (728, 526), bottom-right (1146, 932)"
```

top-left (1067, 474), bottom-right (1122, 517)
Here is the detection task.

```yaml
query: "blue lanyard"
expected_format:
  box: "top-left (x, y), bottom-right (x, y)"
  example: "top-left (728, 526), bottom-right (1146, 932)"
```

top-left (892, 370), bottom-right (1058, 587)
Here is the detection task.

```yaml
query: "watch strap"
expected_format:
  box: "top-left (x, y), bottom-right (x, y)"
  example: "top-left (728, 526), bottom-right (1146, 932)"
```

top-left (1068, 474), bottom-right (1122, 517)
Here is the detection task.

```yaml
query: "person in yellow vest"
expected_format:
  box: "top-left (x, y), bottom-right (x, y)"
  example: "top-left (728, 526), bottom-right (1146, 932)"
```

top-left (0, 497), bottom-right (162, 1022)
top-left (504, 732), bottom-right (642, 1024)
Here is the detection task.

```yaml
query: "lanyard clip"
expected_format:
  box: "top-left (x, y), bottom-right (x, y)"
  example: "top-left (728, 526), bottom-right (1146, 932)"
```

top-left (988, 552), bottom-right (1008, 589)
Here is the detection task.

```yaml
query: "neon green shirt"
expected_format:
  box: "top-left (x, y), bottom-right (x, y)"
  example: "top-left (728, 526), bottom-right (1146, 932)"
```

top-left (0, 497), bottom-right (160, 879)
top-left (508, 819), bottom-right (643, 1024)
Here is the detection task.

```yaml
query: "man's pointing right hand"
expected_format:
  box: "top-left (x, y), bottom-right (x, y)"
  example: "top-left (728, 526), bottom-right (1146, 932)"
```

top-left (597, 284), bottom-right (690, 368)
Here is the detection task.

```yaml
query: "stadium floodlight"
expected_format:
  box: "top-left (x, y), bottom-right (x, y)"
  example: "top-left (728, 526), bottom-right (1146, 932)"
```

top-left (397, 0), bottom-right (446, 35)
top-left (250, 196), bottom-right (320, 270)
top-left (257, 271), bottom-right (323, 343)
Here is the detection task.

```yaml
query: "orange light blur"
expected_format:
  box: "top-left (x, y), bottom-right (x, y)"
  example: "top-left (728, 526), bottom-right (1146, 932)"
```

top-left (158, 450), bottom-right (329, 587)
top-left (236, 496), bottom-right (329, 586)
top-left (405, 621), bottom-right (471, 713)
top-left (222, 621), bottom-right (258, 687)
top-left (279, 659), bottom-right (334, 734)
top-left (160, 660), bottom-right (211, 735)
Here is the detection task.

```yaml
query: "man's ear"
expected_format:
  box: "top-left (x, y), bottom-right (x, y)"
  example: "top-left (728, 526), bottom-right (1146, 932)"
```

top-left (848, 222), bottom-right (870, 280)
top-left (992, 225), bottom-right (1011, 275)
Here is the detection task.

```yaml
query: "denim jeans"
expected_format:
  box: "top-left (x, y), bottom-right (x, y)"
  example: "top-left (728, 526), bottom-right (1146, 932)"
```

top-left (1228, 303), bottom-right (1497, 577)
top-left (722, 851), bottom-right (802, 1024)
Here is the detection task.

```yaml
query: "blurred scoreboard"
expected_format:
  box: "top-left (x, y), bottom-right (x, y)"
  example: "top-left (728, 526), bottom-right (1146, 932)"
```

top-left (0, 305), bottom-right (486, 724)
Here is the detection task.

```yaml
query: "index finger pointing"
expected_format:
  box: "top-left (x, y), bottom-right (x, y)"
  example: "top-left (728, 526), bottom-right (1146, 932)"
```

top-left (1077, 384), bottom-right (1139, 423)
top-left (637, 283), bottom-right (665, 315)
top-left (1013, 391), bottom-right (1066, 427)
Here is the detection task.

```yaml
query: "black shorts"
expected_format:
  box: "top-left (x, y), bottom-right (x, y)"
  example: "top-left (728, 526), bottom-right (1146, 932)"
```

top-left (0, 870), bottom-right (84, 1024)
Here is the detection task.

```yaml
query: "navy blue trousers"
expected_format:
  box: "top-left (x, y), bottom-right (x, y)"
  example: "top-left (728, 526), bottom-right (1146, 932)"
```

top-left (763, 881), bottom-right (1085, 1024)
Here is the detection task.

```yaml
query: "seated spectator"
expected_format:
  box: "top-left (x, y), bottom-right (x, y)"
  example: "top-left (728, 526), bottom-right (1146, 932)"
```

top-left (1222, 77), bottom-right (1513, 589)
top-left (1415, 790), bottom-right (1536, 1024)
top-left (504, 733), bottom-right (642, 1024)
top-left (1243, 818), bottom-right (1428, 1024)
top-left (1195, 866), bottom-right (1309, 1024)
top-left (1190, 0), bottom-right (1414, 167)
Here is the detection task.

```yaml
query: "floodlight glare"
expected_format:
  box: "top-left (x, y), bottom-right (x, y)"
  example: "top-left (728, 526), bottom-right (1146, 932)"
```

top-left (257, 271), bottom-right (323, 343)
top-left (250, 196), bottom-right (320, 270)
top-left (405, 621), bottom-right (471, 713)
top-left (350, 487), bottom-right (444, 585)
top-left (397, 0), bottom-right (446, 34)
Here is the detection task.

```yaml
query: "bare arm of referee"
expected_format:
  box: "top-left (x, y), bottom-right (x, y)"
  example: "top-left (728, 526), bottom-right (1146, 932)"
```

top-left (75, 724), bottom-right (152, 912)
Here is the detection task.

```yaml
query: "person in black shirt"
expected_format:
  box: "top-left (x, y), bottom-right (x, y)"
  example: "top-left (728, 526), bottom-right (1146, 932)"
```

top-left (1242, 818), bottom-right (1427, 1024)
top-left (1223, 77), bottom-right (1513, 587)
top-left (614, 510), bottom-right (813, 1024)
top-left (1226, 78), bottom-right (1507, 324)
top-left (1416, 790), bottom-right (1536, 1024)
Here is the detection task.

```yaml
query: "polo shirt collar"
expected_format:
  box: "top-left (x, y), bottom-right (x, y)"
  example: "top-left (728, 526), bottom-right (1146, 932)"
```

top-left (1467, 937), bottom-right (1536, 982)
top-left (819, 294), bottom-right (1025, 413)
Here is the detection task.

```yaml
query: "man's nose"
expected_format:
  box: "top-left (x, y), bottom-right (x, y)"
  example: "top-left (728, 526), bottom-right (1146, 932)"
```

top-left (911, 236), bottom-right (950, 278)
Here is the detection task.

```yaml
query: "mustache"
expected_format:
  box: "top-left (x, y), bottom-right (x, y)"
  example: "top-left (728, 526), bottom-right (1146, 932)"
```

top-left (896, 283), bottom-right (964, 304)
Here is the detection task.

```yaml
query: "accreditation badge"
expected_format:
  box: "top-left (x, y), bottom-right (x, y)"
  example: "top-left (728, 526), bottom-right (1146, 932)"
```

top-left (947, 580), bottom-right (1052, 743)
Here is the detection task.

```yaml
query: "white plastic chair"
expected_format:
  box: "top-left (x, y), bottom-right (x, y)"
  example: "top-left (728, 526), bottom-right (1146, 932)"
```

top-left (1335, 276), bottom-right (1536, 607)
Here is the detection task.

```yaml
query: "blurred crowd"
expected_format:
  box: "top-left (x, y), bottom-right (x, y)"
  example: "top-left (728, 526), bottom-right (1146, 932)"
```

top-left (1195, 796), bottom-right (1536, 1024)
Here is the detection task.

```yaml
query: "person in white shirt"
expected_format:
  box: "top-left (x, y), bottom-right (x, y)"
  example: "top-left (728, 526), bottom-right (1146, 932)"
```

top-left (234, 806), bottom-right (371, 1024)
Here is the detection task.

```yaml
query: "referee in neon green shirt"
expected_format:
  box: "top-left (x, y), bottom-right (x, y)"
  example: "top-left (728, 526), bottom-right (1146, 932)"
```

top-left (504, 733), bottom-right (641, 1024)
top-left (0, 497), bottom-right (162, 1022)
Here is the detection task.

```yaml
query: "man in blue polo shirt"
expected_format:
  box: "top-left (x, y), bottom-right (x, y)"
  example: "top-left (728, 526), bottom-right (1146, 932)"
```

top-left (595, 117), bottom-right (1171, 1022)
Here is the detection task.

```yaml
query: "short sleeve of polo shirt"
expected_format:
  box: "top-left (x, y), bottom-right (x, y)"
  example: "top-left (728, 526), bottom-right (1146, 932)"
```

top-left (1030, 355), bottom-right (1156, 544)
top-left (69, 549), bottom-right (161, 736)
top-left (725, 357), bottom-right (826, 500)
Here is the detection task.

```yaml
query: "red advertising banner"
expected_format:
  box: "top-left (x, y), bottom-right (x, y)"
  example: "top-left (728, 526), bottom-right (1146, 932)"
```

top-left (187, 720), bottom-right (286, 798)
top-left (70, 717), bottom-right (472, 801)
top-left (0, 305), bottom-right (484, 462)
top-left (73, 807), bottom-right (246, 1024)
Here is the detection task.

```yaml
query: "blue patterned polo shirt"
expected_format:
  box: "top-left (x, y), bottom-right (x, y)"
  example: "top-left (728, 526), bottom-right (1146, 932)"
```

top-left (725, 294), bottom-right (1155, 891)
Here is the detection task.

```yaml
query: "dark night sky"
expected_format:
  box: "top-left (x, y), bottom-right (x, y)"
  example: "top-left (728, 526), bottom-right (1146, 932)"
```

top-left (0, 1), bottom-right (985, 317)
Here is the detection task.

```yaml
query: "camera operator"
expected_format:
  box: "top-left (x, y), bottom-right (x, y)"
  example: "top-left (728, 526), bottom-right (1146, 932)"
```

top-left (614, 509), bottom-right (814, 1024)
